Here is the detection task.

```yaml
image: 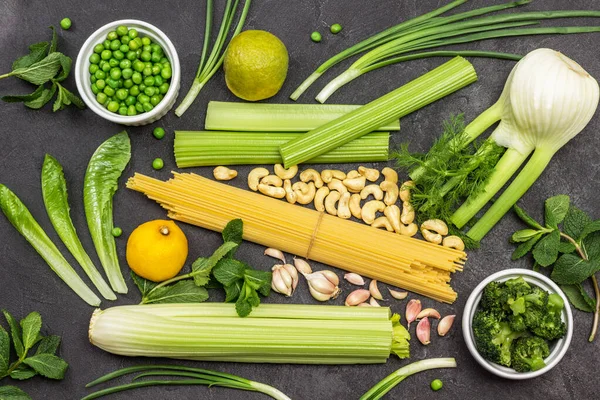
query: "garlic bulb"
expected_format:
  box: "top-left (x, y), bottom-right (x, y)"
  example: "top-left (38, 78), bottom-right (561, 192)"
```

top-left (271, 264), bottom-right (298, 297)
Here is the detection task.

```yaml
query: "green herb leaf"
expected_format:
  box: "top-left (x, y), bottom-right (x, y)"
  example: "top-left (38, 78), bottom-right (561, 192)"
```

top-left (20, 312), bottom-right (42, 352)
top-left (9, 52), bottom-right (63, 85)
top-left (558, 241), bottom-right (576, 254)
top-left (24, 83), bottom-right (57, 109)
top-left (53, 82), bottom-right (85, 111)
top-left (235, 282), bottom-right (261, 318)
top-left (532, 229), bottom-right (560, 267)
top-left (222, 219), bottom-right (243, 257)
top-left (563, 205), bottom-right (592, 240)
top-left (560, 284), bottom-right (596, 313)
top-left (513, 204), bottom-right (544, 230)
top-left (224, 281), bottom-right (242, 303)
top-left (511, 229), bottom-right (540, 243)
top-left (2, 310), bottom-right (24, 359)
top-left (191, 241), bottom-right (239, 286)
top-left (213, 259), bottom-right (247, 286)
top-left (9, 364), bottom-right (37, 380)
top-left (0, 385), bottom-right (32, 400)
top-left (131, 271), bottom-right (157, 298)
top-left (580, 220), bottom-right (600, 241)
top-left (512, 233), bottom-right (543, 260)
top-left (551, 253), bottom-right (600, 284)
top-left (12, 42), bottom-right (49, 70)
top-left (143, 280), bottom-right (209, 304)
top-left (1, 86), bottom-right (45, 103)
top-left (53, 54), bottom-right (72, 82)
top-left (35, 335), bottom-right (61, 356)
top-left (0, 325), bottom-right (9, 376)
top-left (23, 354), bottom-right (68, 380)
top-left (48, 26), bottom-right (58, 55)
top-left (244, 269), bottom-right (272, 296)
top-left (583, 232), bottom-right (600, 261)
top-left (544, 195), bottom-right (570, 228)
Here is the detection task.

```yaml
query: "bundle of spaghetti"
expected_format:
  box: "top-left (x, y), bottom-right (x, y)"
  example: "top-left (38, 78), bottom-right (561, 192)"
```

top-left (126, 173), bottom-right (466, 303)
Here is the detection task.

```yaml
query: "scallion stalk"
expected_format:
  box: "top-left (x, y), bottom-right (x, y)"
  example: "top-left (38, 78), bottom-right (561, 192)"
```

top-left (279, 57), bottom-right (477, 168)
top-left (174, 131), bottom-right (389, 167)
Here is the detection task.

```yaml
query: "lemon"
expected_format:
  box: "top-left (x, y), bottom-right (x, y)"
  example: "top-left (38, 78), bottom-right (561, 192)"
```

top-left (224, 30), bottom-right (289, 101)
top-left (126, 220), bottom-right (188, 282)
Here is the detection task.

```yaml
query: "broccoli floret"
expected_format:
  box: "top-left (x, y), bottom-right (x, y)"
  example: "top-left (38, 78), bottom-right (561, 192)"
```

top-left (511, 337), bottom-right (550, 372)
top-left (473, 310), bottom-right (524, 367)
top-left (507, 314), bottom-right (527, 332)
top-left (530, 293), bottom-right (566, 340)
top-left (480, 281), bottom-right (507, 315)
top-left (509, 286), bottom-right (549, 315)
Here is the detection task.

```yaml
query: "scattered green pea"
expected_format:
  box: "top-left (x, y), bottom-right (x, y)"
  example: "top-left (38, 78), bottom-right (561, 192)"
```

top-left (310, 31), bottom-right (322, 42)
top-left (153, 127), bottom-right (165, 139)
top-left (430, 379), bottom-right (443, 391)
top-left (111, 227), bottom-right (123, 237)
top-left (152, 158), bottom-right (164, 170)
top-left (330, 23), bottom-right (342, 34)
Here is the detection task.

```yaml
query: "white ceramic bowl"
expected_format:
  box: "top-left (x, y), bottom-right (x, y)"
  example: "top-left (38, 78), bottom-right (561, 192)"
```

top-left (462, 268), bottom-right (573, 380)
top-left (75, 19), bottom-right (180, 126)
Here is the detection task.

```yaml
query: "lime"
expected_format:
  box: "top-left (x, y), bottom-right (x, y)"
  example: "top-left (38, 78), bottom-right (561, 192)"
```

top-left (224, 30), bottom-right (289, 101)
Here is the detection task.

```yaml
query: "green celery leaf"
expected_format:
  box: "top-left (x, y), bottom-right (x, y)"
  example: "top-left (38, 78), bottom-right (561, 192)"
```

top-left (130, 271), bottom-right (157, 298)
top-left (9, 364), bottom-right (37, 380)
top-left (143, 280), bottom-right (208, 304)
top-left (244, 269), bottom-right (272, 296)
top-left (2, 310), bottom-right (24, 358)
top-left (20, 312), bottom-right (42, 352)
top-left (0, 385), bottom-right (32, 400)
top-left (53, 54), bottom-right (72, 82)
top-left (0, 325), bottom-right (9, 375)
top-left (563, 205), bottom-right (592, 240)
top-left (580, 220), bottom-right (600, 241)
top-left (24, 83), bottom-right (57, 109)
top-left (511, 229), bottom-right (540, 243)
top-left (544, 195), bottom-right (570, 228)
top-left (513, 204), bottom-right (543, 230)
top-left (191, 241), bottom-right (239, 286)
top-left (12, 42), bottom-right (49, 70)
top-left (532, 229), bottom-right (561, 267)
top-left (224, 281), bottom-right (242, 303)
top-left (1, 85), bottom-right (45, 103)
top-left (48, 26), bottom-right (58, 54)
top-left (35, 335), bottom-right (61, 355)
top-left (558, 241), bottom-right (576, 254)
top-left (10, 52), bottom-right (63, 85)
top-left (551, 254), bottom-right (600, 284)
top-left (23, 354), bottom-right (67, 380)
top-left (213, 258), bottom-right (247, 286)
top-left (512, 233), bottom-right (543, 260)
top-left (560, 284), bottom-right (596, 313)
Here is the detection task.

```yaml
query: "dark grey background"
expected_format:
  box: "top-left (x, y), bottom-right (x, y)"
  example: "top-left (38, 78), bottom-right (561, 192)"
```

top-left (1, 0), bottom-right (599, 399)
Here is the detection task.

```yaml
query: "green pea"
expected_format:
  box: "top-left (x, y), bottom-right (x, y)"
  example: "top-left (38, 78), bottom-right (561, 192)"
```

top-left (129, 85), bottom-right (140, 96)
top-left (150, 95), bottom-right (160, 106)
top-left (122, 68), bottom-right (133, 80)
top-left (116, 88), bottom-right (128, 100)
top-left (94, 70), bottom-right (106, 80)
top-left (120, 36), bottom-right (130, 46)
top-left (157, 94), bottom-right (164, 102)
top-left (125, 105), bottom-right (135, 116)
top-left (430, 379), bottom-right (443, 391)
top-left (111, 227), bottom-right (123, 237)
top-left (153, 127), bottom-right (165, 139)
top-left (117, 79), bottom-right (124, 88)
top-left (141, 37), bottom-right (151, 46)
top-left (158, 82), bottom-right (169, 94)
top-left (109, 68), bottom-right (121, 80)
top-left (144, 86), bottom-right (156, 97)
top-left (116, 25), bottom-right (129, 37)
top-left (135, 102), bottom-right (144, 112)
top-left (103, 39), bottom-right (111, 49)
top-left (132, 72), bottom-right (143, 84)
top-left (133, 60), bottom-right (145, 72)
top-left (134, 37), bottom-right (143, 47)
top-left (106, 101), bottom-right (119, 112)
top-left (150, 52), bottom-right (161, 64)
top-left (310, 31), bottom-right (322, 42)
top-left (107, 31), bottom-right (118, 41)
top-left (101, 62), bottom-right (111, 72)
top-left (143, 76), bottom-right (155, 87)
top-left (142, 67), bottom-right (153, 77)
top-left (106, 78), bottom-right (119, 89)
top-left (143, 102), bottom-right (154, 112)
top-left (128, 29), bottom-right (138, 39)
top-left (60, 17), bottom-right (72, 30)
top-left (160, 68), bottom-right (172, 79)
top-left (96, 92), bottom-right (108, 105)
top-left (330, 23), bottom-right (342, 34)
top-left (108, 58), bottom-right (119, 68)
top-left (140, 51), bottom-right (151, 62)
top-left (100, 50), bottom-right (112, 60)
top-left (91, 83), bottom-right (99, 94)
top-left (160, 57), bottom-right (168, 64)
top-left (128, 40), bottom-right (140, 51)
top-left (151, 65), bottom-right (161, 75)
top-left (96, 79), bottom-right (106, 90)
top-left (123, 79), bottom-right (133, 88)
top-left (138, 94), bottom-right (150, 104)
top-left (152, 158), bottom-right (164, 170)
top-left (161, 61), bottom-right (171, 69)
top-left (118, 106), bottom-right (128, 116)
top-left (142, 44), bottom-right (152, 52)
top-left (120, 59), bottom-right (131, 69)
top-left (90, 75), bottom-right (97, 83)
top-left (103, 86), bottom-right (115, 97)
top-left (125, 96), bottom-right (137, 106)
top-left (138, 83), bottom-right (146, 92)
top-left (89, 53), bottom-right (100, 64)
top-left (126, 50), bottom-right (137, 60)
top-left (89, 64), bottom-right (99, 74)
top-left (154, 75), bottom-right (164, 86)
top-left (110, 39), bottom-right (121, 50)
top-left (135, 49), bottom-right (142, 58)
top-left (119, 44), bottom-right (129, 54)
top-left (94, 43), bottom-right (105, 54)
top-left (113, 50), bottom-right (124, 60)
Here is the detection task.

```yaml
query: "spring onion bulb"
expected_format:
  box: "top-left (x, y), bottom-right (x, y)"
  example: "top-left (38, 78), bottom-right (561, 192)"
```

top-left (279, 57), bottom-right (477, 168)
top-left (88, 303), bottom-right (411, 365)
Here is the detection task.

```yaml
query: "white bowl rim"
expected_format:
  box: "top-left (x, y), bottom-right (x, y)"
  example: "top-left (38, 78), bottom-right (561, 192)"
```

top-left (462, 268), bottom-right (573, 380)
top-left (74, 19), bottom-right (180, 124)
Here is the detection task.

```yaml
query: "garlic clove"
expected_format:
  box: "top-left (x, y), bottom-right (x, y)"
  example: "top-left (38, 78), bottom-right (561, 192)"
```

top-left (416, 308), bottom-right (441, 320)
top-left (271, 268), bottom-right (292, 296)
top-left (388, 289), bottom-right (408, 300)
top-left (357, 303), bottom-right (372, 307)
top-left (405, 299), bottom-right (422, 328)
top-left (305, 272), bottom-right (336, 294)
top-left (369, 297), bottom-right (381, 307)
top-left (345, 289), bottom-right (371, 306)
top-left (282, 264), bottom-right (299, 291)
top-left (416, 317), bottom-right (431, 345)
top-left (318, 270), bottom-right (340, 286)
top-left (293, 257), bottom-right (312, 274)
top-left (273, 264), bottom-right (293, 288)
top-left (437, 315), bottom-right (456, 337)
top-left (344, 273), bottom-right (365, 286)
top-left (369, 279), bottom-right (383, 300)
top-left (264, 248), bottom-right (286, 264)
top-left (309, 285), bottom-right (332, 302)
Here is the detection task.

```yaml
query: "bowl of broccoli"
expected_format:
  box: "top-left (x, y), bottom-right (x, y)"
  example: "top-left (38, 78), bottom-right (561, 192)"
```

top-left (462, 269), bottom-right (573, 379)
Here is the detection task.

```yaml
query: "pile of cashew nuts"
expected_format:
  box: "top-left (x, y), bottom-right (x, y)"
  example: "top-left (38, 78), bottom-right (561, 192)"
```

top-left (241, 164), bottom-right (465, 251)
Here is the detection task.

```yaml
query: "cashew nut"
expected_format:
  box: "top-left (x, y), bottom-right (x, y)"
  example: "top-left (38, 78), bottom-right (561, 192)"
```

top-left (420, 219), bottom-right (448, 244)
top-left (314, 186), bottom-right (330, 212)
top-left (300, 169), bottom-right (324, 188)
top-left (399, 223), bottom-right (418, 237)
top-left (325, 191), bottom-right (342, 216)
top-left (443, 235), bottom-right (465, 251)
top-left (358, 166), bottom-right (380, 182)
top-left (321, 169), bottom-right (346, 183)
top-left (274, 164), bottom-right (298, 180)
top-left (349, 194), bottom-right (362, 219)
top-left (328, 178), bottom-right (348, 194)
top-left (360, 184), bottom-right (384, 201)
top-left (284, 179), bottom-right (296, 204)
top-left (258, 183), bottom-right (286, 199)
top-left (343, 176), bottom-right (366, 193)
top-left (371, 217), bottom-right (394, 231)
top-left (380, 180), bottom-right (399, 206)
top-left (383, 205), bottom-right (402, 233)
top-left (213, 166), bottom-right (237, 181)
top-left (400, 180), bottom-right (415, 202)
top-left (346, 170), bottom-right (361, 179)
top-left (248, 167), bottom-right (269, 191)
top-left (292, 182), bottom-right (316, 205)
top-left (337, 192), bottom-right (352, 219)
top-left (381, 167), bottom-right (398, 184)
top-left (261, 175), bottom-right (283, 187)
top-left (401, 201), bottom-right (415, 224)
top-left (361, 200), bottom-right (385, 225)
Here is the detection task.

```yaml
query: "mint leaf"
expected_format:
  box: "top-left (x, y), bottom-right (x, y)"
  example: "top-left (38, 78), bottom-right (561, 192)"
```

top-left (10, 52), bottom-right (63, 85)
top-left (0, 325), bottom-right (9, 376)
top-left (53, 54), bottom-right (72, 82)
top-left (580, 220), bottom-right (600, 241)
top-left (511, 229), bottom-right (540, 243)
top-left (532, 229), bottom-right (560, 267)
top-left (235, 283), bottom-right (253, 317)
top-left (35, 335), bottom-right (61, 356)
top-left (2, 311), bottom-right (24, 358)
top-left (20, 312), bottom-right (42, 352)
top-left (24, 83), bottom-right (56, 109)
top-left (584, 232), bottom-right (600, 261)
top-left (558, 241), bottom-right (576, 254)
top-left (544, 195), bottom-right (570, 228)
top-left (551, 254), bottom-right (600, 284)
top-left (9, 364), bottom-right (37, 380)
top-left (23, 354), bottom-right (67, 380)
top-left (563, 205), bottom-right (592, 240)
top-left (143, 280), bottom-right (208, 304)
top-left (222, 219), bottom-right (243, 258)
top-left (48, 26), bottom-right (58, 55)
top-left (131, 271), bottom-right (157, 299)
top-left (0, 385), bottom-right (32, 400)
top-left (191, 241), bottom-right (239, 286)
top-left (12, 42), bottom-right (49, 70)
top-left (1, 86), bottom-right (45, 103)
top-left (224, 281), bottom-right (242, 303)
top-left (53, 82), bottom-right (84, 111)
top-left (213, 259), bottom-right (247, 286)
top-left (512, 233), bottom-right (543, 260)
top-left (513, 204), bottom-right (543, 229)
top-left (560, 284), bottom-right (596, 313)
top-left (244, 269), bottom-right (272, 296)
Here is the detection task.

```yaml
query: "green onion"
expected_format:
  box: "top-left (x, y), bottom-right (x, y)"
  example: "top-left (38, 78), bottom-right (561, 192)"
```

top-left (88, 303), bottom-right (410, 365)
top-left (83, 365), bottom-right (291, 400)
top-left (205, 101), bottom-right (400, 132)
top-left (174, 131), bottom-right (389, 167)
top-left (175, 0), bottom-right (252, 117)
top-left (279, 56), bottom-right (477, 168)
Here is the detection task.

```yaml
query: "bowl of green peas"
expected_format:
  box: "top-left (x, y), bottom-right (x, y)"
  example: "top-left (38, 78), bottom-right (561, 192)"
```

top-left (75, 20), bottom-right (180, 125)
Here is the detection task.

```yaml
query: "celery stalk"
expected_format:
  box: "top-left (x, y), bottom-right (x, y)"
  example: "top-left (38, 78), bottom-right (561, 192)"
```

top-left (279, 57), bottom-right (477, 168)
top-left (174, 131), bottom-right (389, 167)
top-left (205, 101), bottom-right (400, 132)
